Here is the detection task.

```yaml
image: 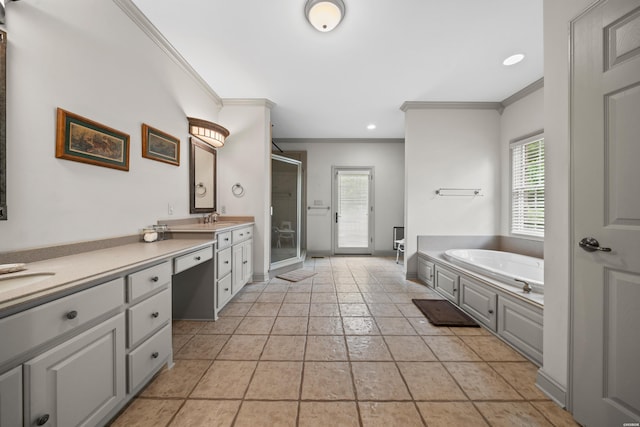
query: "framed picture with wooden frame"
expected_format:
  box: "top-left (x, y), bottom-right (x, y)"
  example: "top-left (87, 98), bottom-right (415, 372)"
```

top-left (141, 124), bottom-right (180, 166)
top-left (55, 108), bottom-right (130, 171)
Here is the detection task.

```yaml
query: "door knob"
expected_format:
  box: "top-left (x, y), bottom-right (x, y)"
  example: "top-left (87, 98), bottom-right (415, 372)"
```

top-left (579, 237), bottom-right (612, 252)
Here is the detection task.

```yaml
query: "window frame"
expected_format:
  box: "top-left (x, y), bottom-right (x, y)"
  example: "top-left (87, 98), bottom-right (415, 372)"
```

top-left (510, 131), bottom-right (545, 239)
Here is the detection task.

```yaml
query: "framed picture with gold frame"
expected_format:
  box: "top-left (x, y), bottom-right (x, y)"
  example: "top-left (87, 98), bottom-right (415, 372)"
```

top-left (142, 123), bottom-right (180, 166)
top-left (55, 108), bottom-right (130, 171)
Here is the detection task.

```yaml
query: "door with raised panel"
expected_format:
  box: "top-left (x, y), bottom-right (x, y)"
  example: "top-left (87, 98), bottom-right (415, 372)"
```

top-left (232, 243), bottom-right (244, 292)
top-left (24, 313), bottom-right (125, 427)
top-left (571, 1), bottom-right (640, 425)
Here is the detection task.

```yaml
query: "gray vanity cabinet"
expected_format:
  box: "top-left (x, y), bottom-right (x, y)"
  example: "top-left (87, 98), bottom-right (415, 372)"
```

top-left (0, 366), bottom-right (22, 427)
top-left (215, 226), bottom-right (253, 314)
top-left (460, 276), bottom-right (497, 331)
top-left (434, 265), bottom-right (459, 304)
top-left (231, 227), bottom-right (253, 293)
top-left (24, 313), bottom-right (126, 427)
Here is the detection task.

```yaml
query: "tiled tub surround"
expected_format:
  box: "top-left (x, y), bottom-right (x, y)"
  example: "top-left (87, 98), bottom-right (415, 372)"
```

top-left (111, 256), bottom-right (577, 427)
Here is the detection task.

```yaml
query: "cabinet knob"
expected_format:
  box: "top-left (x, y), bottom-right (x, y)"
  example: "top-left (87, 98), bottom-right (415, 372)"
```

top-left (488, 309), bottom-right (494, 314)
top-left (195, 256), bottom-right (201, 261)
top-left (150, 276), bottom-right (159, 282)
top-left (240, 233), bottom-right (244, 236)
top-left (452, 288), bottom-right (457, 292)
top-left (224, 238), bottom-right (229, 241)
top-left (224, 261), bottom-right (229, 264)
top-left (151, 351), bottom-right (159, 359)
top-left (65, 310), bottom-right (78, 320)
top-left (36, 414), bottom-right (50, 426)
top-left (151, 311), bottom-right (159, 318)
top-left (243, 261), bottom-right (248, 264)
top-left (224, 288), bottom-right (229, 291)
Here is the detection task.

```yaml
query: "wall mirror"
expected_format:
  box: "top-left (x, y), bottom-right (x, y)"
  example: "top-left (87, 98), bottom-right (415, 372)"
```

top-left (189, 137), bottom-right (216, 214)
top-left (0, 30), bottom-right (6, 220)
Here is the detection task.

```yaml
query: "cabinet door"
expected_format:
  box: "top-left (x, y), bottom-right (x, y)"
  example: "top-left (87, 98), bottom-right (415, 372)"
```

top-left (231, 243), bottom-right (244, 293)
top-left (417, 257), bottom-right (434, 287)
top-left (0, 366), bottom-right (22, 427)
top-left (242, 239), bottom-right (253, 284)
top-left (460, 277), bottom-right (497, 330)
top-left (435, 266), bottom-right (459, 304)
top-left (25, 313), bottom-right (125, 427)
top-left (497, 297), bottom-right (543, 365)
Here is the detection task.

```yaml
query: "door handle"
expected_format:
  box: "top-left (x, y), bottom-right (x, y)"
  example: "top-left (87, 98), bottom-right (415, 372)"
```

top-left (579, 237), bottom-right (612, 252)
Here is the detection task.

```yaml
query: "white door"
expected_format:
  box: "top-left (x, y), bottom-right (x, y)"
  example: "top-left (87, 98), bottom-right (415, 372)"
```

top-left (571, 1), bottom-right (640, 425)
top-left (332, 167), bottom-right (374, 255)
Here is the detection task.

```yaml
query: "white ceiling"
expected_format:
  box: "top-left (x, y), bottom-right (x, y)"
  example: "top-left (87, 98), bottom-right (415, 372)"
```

top-left (131, 0), bottom-right (543, 139)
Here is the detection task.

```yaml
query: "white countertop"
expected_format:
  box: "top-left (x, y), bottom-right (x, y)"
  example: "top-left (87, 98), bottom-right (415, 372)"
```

top-left (0, 238), bottom-right (215, 314)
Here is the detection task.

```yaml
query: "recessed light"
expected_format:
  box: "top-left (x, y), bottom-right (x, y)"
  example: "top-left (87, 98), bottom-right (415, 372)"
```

top-left (503, 54), bottom-right (525, 66)
top-left (367, 124), bottom-right (376, 130)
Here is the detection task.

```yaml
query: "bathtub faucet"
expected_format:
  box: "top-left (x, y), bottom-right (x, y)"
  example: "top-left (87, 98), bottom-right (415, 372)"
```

top-left (515, 279), bottom-right (532, 294)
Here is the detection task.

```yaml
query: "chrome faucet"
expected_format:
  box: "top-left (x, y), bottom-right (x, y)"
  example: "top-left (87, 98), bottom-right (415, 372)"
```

top-left (204, 211), bottom-right (220, 223)
top-left (515, 279), bottom-right (532, 294)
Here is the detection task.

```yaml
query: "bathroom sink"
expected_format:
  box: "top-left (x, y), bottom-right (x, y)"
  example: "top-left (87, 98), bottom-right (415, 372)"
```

top-left (0, 272), bottom-right (55, 292)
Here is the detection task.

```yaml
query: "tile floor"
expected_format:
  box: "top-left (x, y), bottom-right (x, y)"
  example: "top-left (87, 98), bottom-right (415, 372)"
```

top-left (110, 256), bottom-right (579, 427)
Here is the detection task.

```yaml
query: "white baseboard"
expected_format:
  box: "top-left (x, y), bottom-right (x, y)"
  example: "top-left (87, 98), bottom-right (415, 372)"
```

top-left (536, 368), bottom-right (567, 408)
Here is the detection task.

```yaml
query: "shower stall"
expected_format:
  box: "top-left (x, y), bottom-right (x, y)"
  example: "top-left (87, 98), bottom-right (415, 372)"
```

top-left (271, 154), bottom-right (303, 269)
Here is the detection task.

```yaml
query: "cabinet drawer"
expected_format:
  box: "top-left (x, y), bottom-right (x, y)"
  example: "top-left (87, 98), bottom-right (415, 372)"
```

top-left (0, 278), bottom-right (124, 365)
top-left (217, 231), bottom-right (232, 249)
top-left (127, 288), bottom-right (171, 348)
top-left (174, 246), bottom-right (213, 274)
top-left (128, 261), bottom-right (171, 302)
top-left (217, 247), bottom-right (232, 279)
top-left (232, 227), bottom-right (252, 244)
top-left (217, 275), bottom-right (233, 309)
top-left (127, 323), bottom-right (171, 393)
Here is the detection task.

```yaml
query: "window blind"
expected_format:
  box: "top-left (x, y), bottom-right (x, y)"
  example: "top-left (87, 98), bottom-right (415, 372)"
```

top-left (511, 137), bottom-right (544, 237)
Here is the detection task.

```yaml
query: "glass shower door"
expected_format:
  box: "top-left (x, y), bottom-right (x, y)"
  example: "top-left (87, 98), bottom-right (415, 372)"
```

top-left (271, 154), bottom-right (302, 267)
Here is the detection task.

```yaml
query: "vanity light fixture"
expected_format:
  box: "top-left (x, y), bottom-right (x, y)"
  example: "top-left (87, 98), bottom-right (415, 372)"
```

top-left (305, 0), bottom-right (345, 32)
top-left (503, 53), bottom-right (525, 66)
top-left (187, 117), bottom-right (229, 148)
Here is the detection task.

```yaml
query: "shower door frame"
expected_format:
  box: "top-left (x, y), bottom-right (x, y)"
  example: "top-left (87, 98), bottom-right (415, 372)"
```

top-left (270, 154), bottom-right (303, 270)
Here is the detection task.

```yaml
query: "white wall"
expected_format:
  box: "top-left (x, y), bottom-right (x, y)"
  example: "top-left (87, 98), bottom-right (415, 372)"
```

top-left (403, 108), bottom-right (501, 276)
top-left (0, 0), bottom-right (222, 252)
top-left (499, 88), bottom-right (544, 235)
top-left (275, 140), bottom-right (404, 255)
top-left (542, 0), bottom-right (595, 397)
top-left (218, 100), bottom-right (272, 281)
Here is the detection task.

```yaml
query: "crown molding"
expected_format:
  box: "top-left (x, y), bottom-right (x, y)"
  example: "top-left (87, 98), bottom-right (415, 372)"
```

top-left (112, 0), bottom-right (222, 108)
top-left (400, 101), bottom-right (503, 113)
top-left (222, 98), bottom-right (277, 109)
top-left (501, 78), bottom-right (544, 108)
top-left (400, 77), bottom-right (544, 115)
top-left (274, 138), bottom-right (404, 144)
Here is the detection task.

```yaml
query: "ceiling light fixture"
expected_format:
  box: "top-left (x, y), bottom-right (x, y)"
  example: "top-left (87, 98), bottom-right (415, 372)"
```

top-left (305, 0), bottom-right (345, 32)
top-left (367, 124), bottom-right (376, 130)
top-left (188, 117), bottom-right (230, 148)
top-left (503, 53), bottom-right (525, 66)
